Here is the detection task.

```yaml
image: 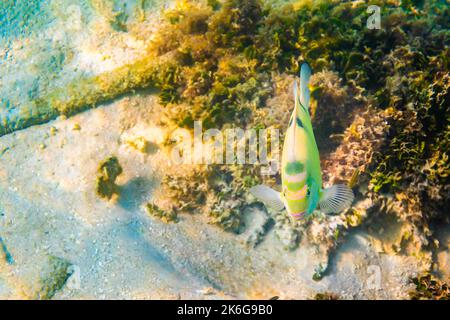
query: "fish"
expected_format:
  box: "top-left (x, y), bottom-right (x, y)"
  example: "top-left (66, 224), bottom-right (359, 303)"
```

top-left (250, 63), bottom-right (354, 220)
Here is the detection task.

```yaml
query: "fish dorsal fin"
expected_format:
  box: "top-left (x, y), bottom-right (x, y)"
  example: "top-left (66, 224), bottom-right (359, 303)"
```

top-left (249, 185), bottom-right (285, 212)
top-left (300, 63), bottom-right (311, 111)
top-left (319, 184), bottom-right (354, 214)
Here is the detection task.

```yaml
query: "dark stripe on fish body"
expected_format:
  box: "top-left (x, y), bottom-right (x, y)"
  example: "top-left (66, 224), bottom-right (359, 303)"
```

top-left (296, 117), bottom-right (303, 128)
top-left (300, 102), bottom-right (308, 113)
top-left (285, 161), bottom-right (304, 175)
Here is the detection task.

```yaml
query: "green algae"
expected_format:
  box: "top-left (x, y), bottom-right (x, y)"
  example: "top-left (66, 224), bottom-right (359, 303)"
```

top-left (314, 292), bottom-right (340, 300)
top-left (161, 163), bottom-right (269, 233)
top-left (312, 263), bottom-right (326, 281)
top-left (35, 256), bottom-right (73, 300)
top-left (409, 274), bottom-right (450, 300)
top-left (146, 202), bottom-right (178, 223)
top-left (96, 156), bottom-right (123, 200)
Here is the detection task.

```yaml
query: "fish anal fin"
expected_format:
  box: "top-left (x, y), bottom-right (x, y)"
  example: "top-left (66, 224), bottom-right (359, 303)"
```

top-left (319, 184), bottom-right (354, 214)
top-left (249, 185), bottom-right (285, 212)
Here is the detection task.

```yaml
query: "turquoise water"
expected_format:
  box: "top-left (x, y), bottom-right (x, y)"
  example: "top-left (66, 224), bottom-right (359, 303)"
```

top-left (0, 0), bottom-right (51, 43)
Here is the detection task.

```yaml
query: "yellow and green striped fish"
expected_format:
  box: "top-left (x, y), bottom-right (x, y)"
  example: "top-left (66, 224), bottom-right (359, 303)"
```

top-left (250, 63), bottom-right (354, 220)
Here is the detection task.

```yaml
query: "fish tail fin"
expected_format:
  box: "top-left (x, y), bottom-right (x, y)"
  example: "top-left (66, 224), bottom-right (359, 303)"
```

top-left (299, 62), bottom-right (311, 110)
top-left (318, 184), bottom-right (354, 214)
top-left (291, 79), bottom-right (299, 151)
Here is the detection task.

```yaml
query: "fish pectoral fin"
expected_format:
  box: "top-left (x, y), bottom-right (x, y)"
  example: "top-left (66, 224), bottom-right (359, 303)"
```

top-left (319, 184), bottom-right (354, 214)
top-left (249, 185), bottom-right (285, 212)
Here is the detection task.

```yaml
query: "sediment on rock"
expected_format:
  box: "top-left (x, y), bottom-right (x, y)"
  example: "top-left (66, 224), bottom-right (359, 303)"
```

top-left (0, 53), bottom-right (174, 137)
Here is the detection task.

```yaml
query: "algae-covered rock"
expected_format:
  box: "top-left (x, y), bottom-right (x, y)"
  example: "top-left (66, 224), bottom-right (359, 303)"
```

top-left (409, 274), bottom-right (450, 300)
top-left (125, 136), bottom-right (149, 153)
top-left (146, 202), bottom-right (178, 223)
top-left (35, 256), bottom-right (73, 300)
top-left (270, 210), bottom-right (301, 250)
top-left (314, 292), bottom-right (340, 300)
top-left (96, 156), bottom-right (123, 200)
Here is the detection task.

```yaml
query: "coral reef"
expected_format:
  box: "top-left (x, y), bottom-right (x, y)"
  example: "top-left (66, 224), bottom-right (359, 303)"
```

top-left (147, 0), bottom-right (448, 281)
top-left (156, 164), bottom-right (270, 233)
top-left (96, 156), bottom-right (123, 200)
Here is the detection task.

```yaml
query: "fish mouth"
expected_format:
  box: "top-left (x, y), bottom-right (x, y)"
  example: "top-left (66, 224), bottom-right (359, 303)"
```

top-left (291, 211), bottom-right (306, 220)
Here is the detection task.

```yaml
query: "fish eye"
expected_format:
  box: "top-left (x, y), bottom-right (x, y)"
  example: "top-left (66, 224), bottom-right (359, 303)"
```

top-left (306, 189), bottom-right (310, 197)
